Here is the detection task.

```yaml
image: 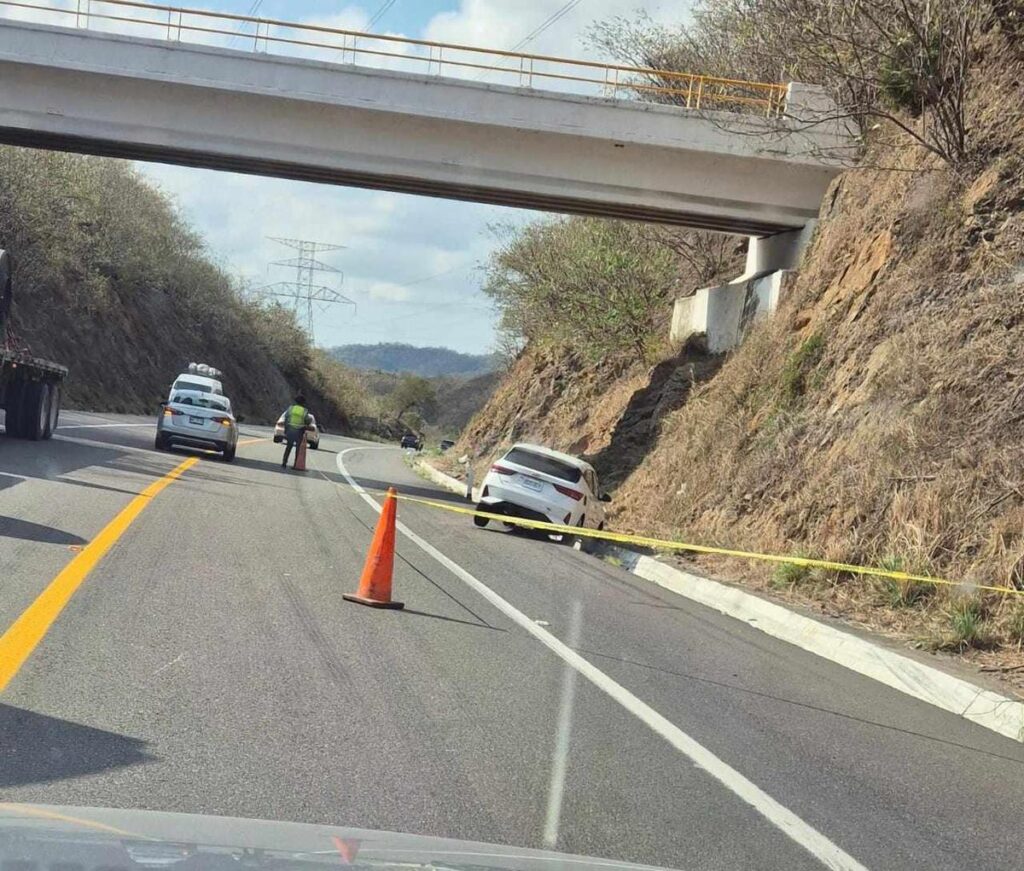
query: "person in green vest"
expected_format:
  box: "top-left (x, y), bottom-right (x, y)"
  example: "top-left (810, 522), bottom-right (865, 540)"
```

top-left (280, 393), bottom-right (312, 468)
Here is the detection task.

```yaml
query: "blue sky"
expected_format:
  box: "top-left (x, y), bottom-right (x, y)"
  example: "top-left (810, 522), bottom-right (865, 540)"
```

top-left (132, 1), bottom-right (688, 354)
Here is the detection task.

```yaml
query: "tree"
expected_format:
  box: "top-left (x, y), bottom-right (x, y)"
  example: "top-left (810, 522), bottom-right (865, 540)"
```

top-left (589, 0), bottom-right (980, 166)
top-left (388, 375), bottom-right (437, 424)
top-left (483, 217), bottom-right (680, 364)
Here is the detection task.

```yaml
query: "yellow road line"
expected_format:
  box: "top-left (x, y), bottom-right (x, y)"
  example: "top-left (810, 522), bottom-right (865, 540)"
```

top-left (0, 803), bottom-right (149, 838)
top-left (237, 437), bottom-right (267, 446)
top-left (0, 456), bottom-right (198, 693)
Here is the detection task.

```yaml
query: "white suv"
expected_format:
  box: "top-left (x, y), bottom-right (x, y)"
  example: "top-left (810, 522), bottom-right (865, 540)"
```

top-left (474, 443), bottom-right (609, 532)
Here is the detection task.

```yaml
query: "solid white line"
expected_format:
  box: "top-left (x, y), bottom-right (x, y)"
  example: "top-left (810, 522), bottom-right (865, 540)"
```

top-left (335, 448), bottom-right (869, 871)
top-left (57, 423), bottom-right (153, 430)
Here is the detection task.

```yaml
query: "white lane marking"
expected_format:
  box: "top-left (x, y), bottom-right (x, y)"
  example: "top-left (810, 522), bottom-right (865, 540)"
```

top-left (544, 599), bottom-right (581, 848)
top-left (336, 447), bottom-right (869, 871)
top-left (57, 423), bottom-right (153, 430)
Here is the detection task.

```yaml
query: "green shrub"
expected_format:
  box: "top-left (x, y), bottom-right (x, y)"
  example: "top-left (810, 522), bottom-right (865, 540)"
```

top-left (947, 599), bottom-right (991, 649)
top-left (780, 333), bottom-right (825, 405)
top-left (875, 556), bottom-right (935, 607)
top-left (772, 557), bottom-right (811, 588)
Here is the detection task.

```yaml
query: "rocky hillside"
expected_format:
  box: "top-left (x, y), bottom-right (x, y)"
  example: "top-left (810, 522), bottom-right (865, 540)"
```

top-left (456, 23), bottom-right (1024, 669)
top-left (1, 147), bottom-right (365, 428)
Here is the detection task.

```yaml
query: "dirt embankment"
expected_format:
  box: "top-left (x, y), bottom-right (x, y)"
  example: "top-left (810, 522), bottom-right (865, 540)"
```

top-left (1, 148), bottom-right (353, 429)
top-left (456, 38), bottom-right (1024, 676)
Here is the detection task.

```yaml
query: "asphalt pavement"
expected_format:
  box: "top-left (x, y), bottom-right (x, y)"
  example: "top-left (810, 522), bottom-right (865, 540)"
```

top-left (2, 410), bottom-right (1024, 871)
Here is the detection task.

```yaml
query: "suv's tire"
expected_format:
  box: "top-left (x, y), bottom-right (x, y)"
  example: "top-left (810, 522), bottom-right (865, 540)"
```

top-left (473, 507), bottom-right (489, 528)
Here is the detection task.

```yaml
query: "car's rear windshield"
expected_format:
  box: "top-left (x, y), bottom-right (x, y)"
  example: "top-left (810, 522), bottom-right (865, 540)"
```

top-left (174, 394), bottom-right (228, 411)
top-left (173, 380), bottom-right (211, 393)
top-left (504, 447), bottom-right (582, 483)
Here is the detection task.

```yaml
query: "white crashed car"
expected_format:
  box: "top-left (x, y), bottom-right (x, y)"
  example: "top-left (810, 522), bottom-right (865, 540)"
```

top-left (474, 443), bottom-right (609, 532)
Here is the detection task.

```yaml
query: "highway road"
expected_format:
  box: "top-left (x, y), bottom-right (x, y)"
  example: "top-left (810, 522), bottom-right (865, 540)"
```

top-left (2, 410), bottom-right (1024, 871)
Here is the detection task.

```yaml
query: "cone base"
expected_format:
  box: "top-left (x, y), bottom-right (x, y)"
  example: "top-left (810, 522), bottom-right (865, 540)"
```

top-left (343, 593), bottom-right (405, 609)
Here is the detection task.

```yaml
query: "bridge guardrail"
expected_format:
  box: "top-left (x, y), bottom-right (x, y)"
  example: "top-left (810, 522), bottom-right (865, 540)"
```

top-left (0, 0), bottom-right (789, 116)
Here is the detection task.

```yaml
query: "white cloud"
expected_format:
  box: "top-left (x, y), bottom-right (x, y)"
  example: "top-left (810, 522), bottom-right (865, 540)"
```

top-left (133, 0), bottom-right (691, 353)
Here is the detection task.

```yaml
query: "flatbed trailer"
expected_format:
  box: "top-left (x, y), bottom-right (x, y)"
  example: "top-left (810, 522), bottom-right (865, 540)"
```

top-left (0, 249), bottom-right (67, 440)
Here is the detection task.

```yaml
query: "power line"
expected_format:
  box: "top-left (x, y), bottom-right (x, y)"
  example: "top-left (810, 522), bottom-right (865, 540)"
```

top-left (475, 0), bottom-right (584, 82)
top-left (509, 0), bottom-right (584, 52)
top-left (229, 0), bottom-right (266, 48)
top-left (366, 0), bottom-right (398, 31)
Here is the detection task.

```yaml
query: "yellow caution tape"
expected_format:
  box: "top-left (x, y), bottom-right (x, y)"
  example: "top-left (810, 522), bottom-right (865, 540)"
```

top-left (362, 488), bottom-right (1024, 598)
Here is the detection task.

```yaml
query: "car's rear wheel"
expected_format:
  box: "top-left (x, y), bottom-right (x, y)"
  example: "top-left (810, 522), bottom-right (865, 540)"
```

top-left (310, 439), bottom-right (319, 450)
top-left (154, 432), bottom-right (170, 451)
top-left (473, 504), bottom-right (489, 528)
top-left (273, 435), bottom-right (283, 444)
top-left (223, 441), bottom-right (236, 462)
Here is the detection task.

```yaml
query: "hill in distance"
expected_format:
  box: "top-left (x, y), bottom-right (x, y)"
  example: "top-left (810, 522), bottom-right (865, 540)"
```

top-left (329, 342), bottom-right (498, 378)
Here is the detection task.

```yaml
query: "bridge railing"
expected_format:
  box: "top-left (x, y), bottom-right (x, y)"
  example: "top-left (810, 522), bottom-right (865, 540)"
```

top-left (0, 0), bottom-right (789, 116)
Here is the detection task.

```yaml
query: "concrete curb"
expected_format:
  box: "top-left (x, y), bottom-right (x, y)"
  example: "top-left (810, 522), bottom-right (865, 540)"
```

top-left (416, 457), bottom-right (1024, 743)
top-left (603, 544), bottom-right (1024, 744)
top-left (414, 458), bottom-right (479, 501)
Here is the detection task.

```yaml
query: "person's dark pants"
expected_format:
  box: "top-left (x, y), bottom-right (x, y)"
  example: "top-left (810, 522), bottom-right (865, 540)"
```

top-left (282, 426), bottom-right (304, 466)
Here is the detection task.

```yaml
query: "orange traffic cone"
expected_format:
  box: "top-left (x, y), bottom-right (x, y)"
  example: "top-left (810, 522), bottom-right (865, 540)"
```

top-left (343, 487), bottom-right (404, 609)
top-left (293, 434), bottom-right (308, 471)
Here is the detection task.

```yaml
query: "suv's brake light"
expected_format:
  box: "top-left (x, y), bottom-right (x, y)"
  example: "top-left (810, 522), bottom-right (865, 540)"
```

top-left (491, 464), bottom-right (515, 475)
top-left (554, 483), bottom-right (583, 501)
top-left (163, 407), bottom-right (183, 417)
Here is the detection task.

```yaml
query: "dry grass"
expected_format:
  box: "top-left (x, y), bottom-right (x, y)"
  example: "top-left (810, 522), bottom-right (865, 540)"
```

top-left (457, 39), bottom-right (1024, 688)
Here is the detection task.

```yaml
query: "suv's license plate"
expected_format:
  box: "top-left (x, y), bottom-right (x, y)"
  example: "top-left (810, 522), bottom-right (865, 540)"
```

top-left (522, 477), bottom-right (543, 492)
top-left (189, 415), bottom-right (204, 425)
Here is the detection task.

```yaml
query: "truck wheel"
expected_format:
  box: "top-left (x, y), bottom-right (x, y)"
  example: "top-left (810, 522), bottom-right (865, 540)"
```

top-left (21, 382), bottom-right (49, 440)
top-left (43, 384), bottom-right (60, 439)
top-left (3, 381), bottom-right (24, 437)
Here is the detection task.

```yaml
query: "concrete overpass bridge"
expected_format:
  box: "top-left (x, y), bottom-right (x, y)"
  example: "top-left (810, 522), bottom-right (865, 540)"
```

top-left (0, 0), bottom-right (856, 348)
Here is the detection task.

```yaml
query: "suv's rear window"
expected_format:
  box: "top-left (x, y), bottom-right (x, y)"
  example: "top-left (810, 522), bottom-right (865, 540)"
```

top-left (504, 448), bottom-right (582, 483)
top-left (174, 380), bottom-right (211, 393)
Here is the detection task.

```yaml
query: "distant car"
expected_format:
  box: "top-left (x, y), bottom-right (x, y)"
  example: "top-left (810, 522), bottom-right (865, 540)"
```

top-left (273, 413), bottom-right (320, 449)
top-left (474, 443), bottom-right (610, 533)
top-left (401, 433), bottom-right (423, 450)
top-left (156, 390), bottom-right (237, 461)
top-left (440, 439), bottom-right (456, 452)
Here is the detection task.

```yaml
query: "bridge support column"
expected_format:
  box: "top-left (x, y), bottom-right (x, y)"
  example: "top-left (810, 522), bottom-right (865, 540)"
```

top-left (670, 223), bottom-right (815, 353)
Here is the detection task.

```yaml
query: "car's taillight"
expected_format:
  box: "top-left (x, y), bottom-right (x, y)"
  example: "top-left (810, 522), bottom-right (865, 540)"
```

top-left (212, 417), bottom-right (232, 426)
top-left (163, 407), bottom-right (182, 417)
top-left (554, 484), bottom-right (583, 501)
top-left (491, 464), bottom-right (515, 475)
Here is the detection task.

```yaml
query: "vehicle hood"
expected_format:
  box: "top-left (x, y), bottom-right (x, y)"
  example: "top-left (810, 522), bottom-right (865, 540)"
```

top-left (0, 804), bottom-right (675, 871)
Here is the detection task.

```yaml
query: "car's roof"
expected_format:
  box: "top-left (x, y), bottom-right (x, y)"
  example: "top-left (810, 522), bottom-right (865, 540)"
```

top-left (173, 374), bottom-right (222, 388)
top-left (507, 442), bottom-right (594, 472)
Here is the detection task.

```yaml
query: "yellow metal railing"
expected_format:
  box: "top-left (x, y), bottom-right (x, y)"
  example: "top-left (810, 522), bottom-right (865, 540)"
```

top-left (0, 0), bottom-right (789, 116)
